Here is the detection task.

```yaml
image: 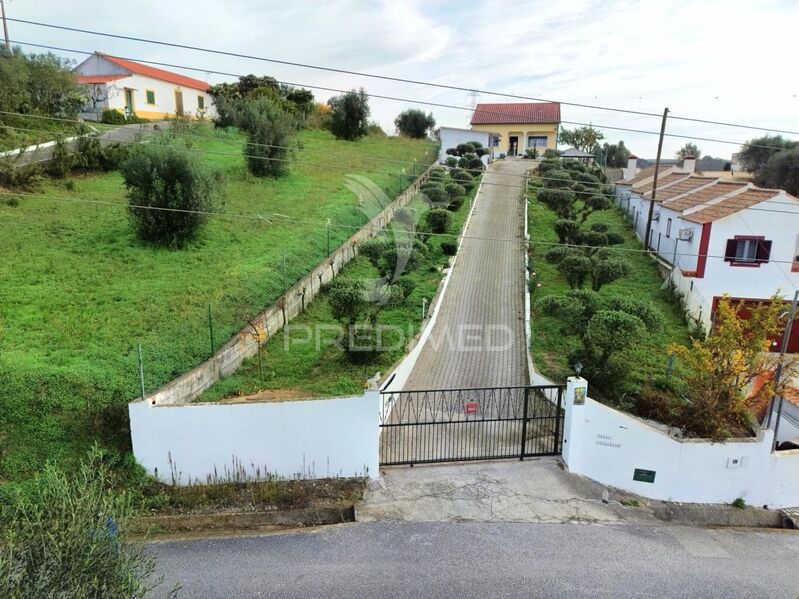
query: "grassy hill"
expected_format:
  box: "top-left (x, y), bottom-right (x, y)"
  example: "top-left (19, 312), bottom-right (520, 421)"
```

top-left (0, 124), bottom-right (436, 481)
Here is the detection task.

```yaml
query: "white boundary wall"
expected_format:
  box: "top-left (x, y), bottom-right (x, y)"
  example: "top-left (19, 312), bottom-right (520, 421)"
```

top-left (129, 392), bottom-right (379, 484)
top-left (563, 377), bottom-right (799, 508)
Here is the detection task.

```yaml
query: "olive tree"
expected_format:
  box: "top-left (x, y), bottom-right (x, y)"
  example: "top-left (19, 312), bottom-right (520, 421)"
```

top-left (328, 88), bottom-right (370, 141)
top-left (236, 97), bottom-right (298, 178)
top-left (394, 109), bottom-right (435, 138)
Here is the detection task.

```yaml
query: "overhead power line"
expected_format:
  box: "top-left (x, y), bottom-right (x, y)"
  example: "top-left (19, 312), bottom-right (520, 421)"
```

top-left (7, 39), bottom-right (795, 155)
top-left (4, 189), bottom-right (799, 264)
top-left (7, 17), bottom-right (799, 137)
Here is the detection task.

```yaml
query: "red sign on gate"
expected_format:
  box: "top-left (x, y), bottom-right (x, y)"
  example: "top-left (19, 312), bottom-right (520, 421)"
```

top-left (465, 402), bottom-right (478, 415)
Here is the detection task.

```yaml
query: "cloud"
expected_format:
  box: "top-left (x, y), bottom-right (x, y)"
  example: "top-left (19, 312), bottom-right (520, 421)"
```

top-left (10, 0), bottom-right (799, 157)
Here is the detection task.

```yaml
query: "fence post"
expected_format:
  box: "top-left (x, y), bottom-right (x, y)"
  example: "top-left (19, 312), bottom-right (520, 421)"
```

top-left (137, 343), bottom-right (146, 402)
top-left (562, 377), bottom-right (588, 473)
top-left (520, 387), bottom-right (530, 460)
top-left (208, 304), bottom-right (215, 358)
top-left (553, 387), bottom-right (563, 454)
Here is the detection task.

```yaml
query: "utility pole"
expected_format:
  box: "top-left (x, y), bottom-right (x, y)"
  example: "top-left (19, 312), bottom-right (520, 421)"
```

top-left (1, 0), bottom-right (9, 50)
top-left (769, 289), bottom-right (799, 449)
top-left (644, 107), bottom-right (669, 254)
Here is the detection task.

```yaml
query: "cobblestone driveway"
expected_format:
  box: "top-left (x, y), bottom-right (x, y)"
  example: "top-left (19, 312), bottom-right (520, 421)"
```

top-left (403, 159), bottom-right (530, 389)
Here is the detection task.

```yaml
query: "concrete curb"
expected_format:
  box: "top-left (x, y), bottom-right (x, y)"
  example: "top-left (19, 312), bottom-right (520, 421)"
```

top-left (650, 504), bottom-right (784, 528)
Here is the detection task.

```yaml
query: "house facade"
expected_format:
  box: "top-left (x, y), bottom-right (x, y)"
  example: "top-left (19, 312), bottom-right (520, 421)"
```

top-left (74, 52), bottom-right (216, 121)
top-left (615, 161), bottom-right (799, 343)
top-left (470, 102), bottom-right (560, 157)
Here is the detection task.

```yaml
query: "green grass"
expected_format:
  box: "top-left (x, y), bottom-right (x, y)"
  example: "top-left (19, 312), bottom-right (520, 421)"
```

top-left (197, 185), bottom-right (476, 402)
top-left (0, 115), bottom-right (80, 152)
top-left (0, 123), bottom-right (436, 481)
top-left (528, 182), bottom-right (692, 388)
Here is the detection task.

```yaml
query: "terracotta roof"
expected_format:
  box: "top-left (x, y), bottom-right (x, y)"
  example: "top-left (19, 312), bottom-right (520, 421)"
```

top-left (470, 102), bottom-right (560, 125)
top-left (682, 188), bottom-right (784, 224)
top-left (652, 176), bottom-right (718, 202)
top-left (76, 74), bottom-right (126, 84)
top-left (97, 53), bottom-right (210, 91)
top-left (636, 173), bottom-right (690, 197)
top-left (662, 180), bottom-right (748, 212)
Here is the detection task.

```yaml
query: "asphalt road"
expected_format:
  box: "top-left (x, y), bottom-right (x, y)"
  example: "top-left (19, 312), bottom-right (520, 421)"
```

top-left (149, 521), bottom-right (799, 598)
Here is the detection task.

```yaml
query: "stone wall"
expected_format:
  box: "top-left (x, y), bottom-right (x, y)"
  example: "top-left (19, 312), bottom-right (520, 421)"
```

top-left (144, 163), bottom-right (437, 406)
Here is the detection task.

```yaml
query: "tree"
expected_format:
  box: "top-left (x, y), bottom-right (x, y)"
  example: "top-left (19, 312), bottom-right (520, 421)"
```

top-left (236, 97), bottom-right (298, 178)
top-left (757, 149), bottom-right (799, 196)
top-left (121, 142), bottom-right (221, 248)
top-left (597, 140), bottom-right (630, 168)
top-left (669, 295), bottom-right (798, 440)
top-left (537, 188), bottom-right (576, 219)
top-left (328, 88), bottom-right (370, 141)
top-left (737, 135), bottom-right (796, 176)
top-left (394, 109), bottom-right (435, 138)
top-left (326, 279), bottom-right (378, 355)
top-left (558, 126), bottom-right (604, 152)
top-left (0, 448), bottom-right (164, 598)
top-left (675, 142), bottom-right (701, 159)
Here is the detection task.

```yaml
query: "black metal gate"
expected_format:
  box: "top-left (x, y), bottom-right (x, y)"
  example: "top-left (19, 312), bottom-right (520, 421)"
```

top-left (379, 385), bottom-right (564, 466)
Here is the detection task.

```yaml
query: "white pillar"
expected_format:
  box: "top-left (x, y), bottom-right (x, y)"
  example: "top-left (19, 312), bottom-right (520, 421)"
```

top-left (562, 376), bottom-right (588, 473)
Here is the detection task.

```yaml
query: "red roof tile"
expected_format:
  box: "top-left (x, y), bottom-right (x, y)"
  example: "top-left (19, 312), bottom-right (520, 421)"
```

top-left (682, 188), bottom-right (783, 224)
top-left (76, 74), bottom-right (126, 84)
top-left (98, 53), bottom-right (210, 91)
top-left (470, 102), bottom-right (560, 125)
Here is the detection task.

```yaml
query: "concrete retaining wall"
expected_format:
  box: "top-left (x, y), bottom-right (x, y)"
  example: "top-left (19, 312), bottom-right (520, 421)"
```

top-left (146, 162), bottom-right (436, 406)
top-left (562, 377), bottom-right (799, 509)
top-left (129, 392), bottom-right (380, 483)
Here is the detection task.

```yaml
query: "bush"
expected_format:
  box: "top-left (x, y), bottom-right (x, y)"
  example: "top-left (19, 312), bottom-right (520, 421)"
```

top-left (554, 219), bottom-right (580, 244)
top-left (537, 159), bottom-right (561, 175)
top-left (0, 154), bottom-right (42, 190)
top-left (441, 240), bottom-right (458, 255)
top-left (606, 231), bottom-right (625, 245)
top-left (421, 183), bottom-right (448, 205)
top-left (72, 134), bottom-right (104, 172)
top-left (236, 97), bottom-right (297, 178)
top-left (359, 236), bottom-right (392, 267)
top-left (396, 276), bottom-right (416, 300)
top-left (603, 296), bottom-right (663, 330)
top-left (590, 256), bottom-right (630, 291)
top-left (0, 449), bottom-right (159, 597)
top-left (585, 309), bottom-right (645, 364)
top-left (524, 147), bottom-right (538, 159)
top-left (574, 172), bottom-right (600, 186)
top-left (451, 169), bottom-right (475, 189)
top-left (537, 188), bottom-right (576, 218)
top-left (458, 153), bottom-right (483, 171)
top-left (543, 149), bottom-right (561, 159)
top-left (444, 156), bottom-right (458, 168)
top-left (394, 109), bottom-right (435, 138)
top-left (393, 207), bottom-right (417, 228)
top-left (427, 166), bottom-right (449, 180)
top-left (99, 142), bottom-right (132, 171)
top-left (589, 222), bottom-right (609, 233)
top-left (562, 159), bottom-right (587, 173)
top-left (379, 247), bottom-right (424, 278)
top-left (425, 208), bottom-right (452, 233)
top-left (456, 142), bottom-right (476, 155)
top-left (556, 254), bottom-right (593, 289)
top-left (444, 182), bottom-right (466, 201)
top-left (447, 196), bottom-right (464, 211)
top-left (121, 142), bottom-right (221, 248)
top-left (328, 88), bottom-right (370, 141)
top-left (46, 138), bottom-right (74, 179)
top-left (544, 245), bottom-right (577, 265)
top-left (100, 109), bottom-right (127, 125)
top-left (544, 168), bottom-right (572, 189)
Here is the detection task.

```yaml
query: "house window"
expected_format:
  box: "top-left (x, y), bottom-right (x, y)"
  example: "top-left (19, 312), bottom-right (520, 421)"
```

top-left (527, 135), bottom-right (547, 149)
top-left (724, 236), bottom-right (771, 267)
top-left (666, 218), bottom-right (672, 238)
top-left (197, 95), bottom-right (205, 110)
top-left (145, 90), bottom-right (156, 105)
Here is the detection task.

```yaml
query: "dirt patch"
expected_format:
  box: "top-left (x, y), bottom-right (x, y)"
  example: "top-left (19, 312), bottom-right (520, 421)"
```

top-left (219, 388), bottom-right (325, 403)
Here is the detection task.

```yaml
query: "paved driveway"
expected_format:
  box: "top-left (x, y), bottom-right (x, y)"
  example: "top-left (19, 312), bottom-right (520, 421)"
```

top-left (403, 158), bottom-right (531, 389)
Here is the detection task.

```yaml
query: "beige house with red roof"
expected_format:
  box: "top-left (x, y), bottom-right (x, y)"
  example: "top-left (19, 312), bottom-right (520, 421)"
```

top-left (470, 102), bottom-right (560, 157)
top-left (74, 52), bottom-right (215, 121)
top-left (615, 162), bottom-right (799, 344)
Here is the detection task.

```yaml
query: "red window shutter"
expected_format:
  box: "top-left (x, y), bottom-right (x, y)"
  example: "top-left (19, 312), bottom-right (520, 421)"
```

top-left (756, 240), bottom-right (772, 263)
top-left (724, 239), bottom-right (737, 261)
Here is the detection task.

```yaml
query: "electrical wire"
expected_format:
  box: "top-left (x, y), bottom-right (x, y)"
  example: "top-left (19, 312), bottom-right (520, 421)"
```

top-left (7, 17), bottom-right (799, 137)
top-left (5, 39), bottom-right (797, 154)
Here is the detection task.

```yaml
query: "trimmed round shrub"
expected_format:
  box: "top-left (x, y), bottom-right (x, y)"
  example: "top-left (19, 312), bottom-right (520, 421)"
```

top-left (441, 240), bottom-right (458, 256)
top-left (606, 231), bottom-right (625, 245)
top-left (556, 254), bottom-right (593, 289)
top-left (444, 156), bottom-right (459, 168)
top-left (447, 197), bottom-right (464, 212)
top-left (101, 109), bottom-right (126, 125)
top-left (585, 310), bottom-right (645, 359)
top-left (591, 257), bottom-right (631, 291)
top-left (574, 172), bottom-right (600, 187)
top-left (456, 142), bottom-right (476, 155)
top-left (425, 208), bottom-right (452, 233)
top-left (393, 207), bottom-right (417, 228)
top-left (580, 230), bottom-right (609, 248)
top-left (379, 247), bottom-right (424, 277)
top-left (554, 219), bottom-right (580, 244)
top-left (562, 159), bottom-right (587, 173)
top-left (359, 236), bottom-right (392, 266)
top-left (458, 153), bottom-right (483, 171)
top-left (397, 276), bottom-right (416, 300)
top-left (545, 245), bottom-right (578, 264)
top-left (585, 194), bottom-right (611, 211)
top-left (542, 149), bottom-right (561, 159)
top-left (427, 166), bottom-right (449, 181)
top-left (589, 222), bottom-right (609, 233)
top-left (444, 182), bottom-right (466, 200)
top-left (537, 159), bottom-right (561, 175)
top-left (544, 169), bottom-right (573, 189)
top-left (603, 296), bottom-right (664, 331)
top-left (537, 188), bottom-right (576, 217)
top-left (396, 238), bottom-right (429, 255)
top-left (421, 183), bottom-right (448, 205)
top-left (451, 169), bottom-right (475, 189)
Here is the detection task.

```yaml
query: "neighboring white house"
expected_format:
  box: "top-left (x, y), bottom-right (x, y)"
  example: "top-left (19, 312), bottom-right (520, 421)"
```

top-left (437, 126), bottom-right (497, 165)
top-left (74, 52), bottom-right (216, 121)
top-left (615, 161), bottom-right (799, 344)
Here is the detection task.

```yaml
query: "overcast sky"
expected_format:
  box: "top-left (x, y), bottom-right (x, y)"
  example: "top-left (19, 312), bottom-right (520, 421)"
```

top-left (8, 0), bottom-right (798, 158)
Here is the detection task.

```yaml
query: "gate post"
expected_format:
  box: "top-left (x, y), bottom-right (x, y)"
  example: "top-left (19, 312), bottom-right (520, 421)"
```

top-left (519, 387), bottom-right (530, 460)
top-left (562, 377), bottom-right (588, 473)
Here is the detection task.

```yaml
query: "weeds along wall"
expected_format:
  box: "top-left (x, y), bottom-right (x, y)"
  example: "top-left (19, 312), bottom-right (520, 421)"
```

top-left (129, 392), bottom-right (380, 483)
top-left (143, 162), bottom-right (437, 406)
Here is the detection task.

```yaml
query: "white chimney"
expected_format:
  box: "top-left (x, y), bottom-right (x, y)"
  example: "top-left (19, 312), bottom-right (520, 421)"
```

top-left (623, 155), bottom-right (638, 180)
top-left (682, 156), bottom-right (697, 174)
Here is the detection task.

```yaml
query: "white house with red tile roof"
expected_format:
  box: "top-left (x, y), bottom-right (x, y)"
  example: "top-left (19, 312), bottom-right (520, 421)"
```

top-left (470, 102), bottom-right (560, 157)
top-left (615, 168), bottom-right (799, 344)
top-left (74, 52), bottom-right (215, 121)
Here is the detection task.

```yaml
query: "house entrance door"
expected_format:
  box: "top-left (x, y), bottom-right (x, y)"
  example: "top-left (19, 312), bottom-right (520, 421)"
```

top-left (124, 89), bottom-right (134, 116)
top-left (174, 90), bottom-right (184, 116)
top-left (508, 135), bottom-right (519, 156)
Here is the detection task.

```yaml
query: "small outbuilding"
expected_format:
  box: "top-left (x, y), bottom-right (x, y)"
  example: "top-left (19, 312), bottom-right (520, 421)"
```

top-left (560, 147), bottom-right (595, 162)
